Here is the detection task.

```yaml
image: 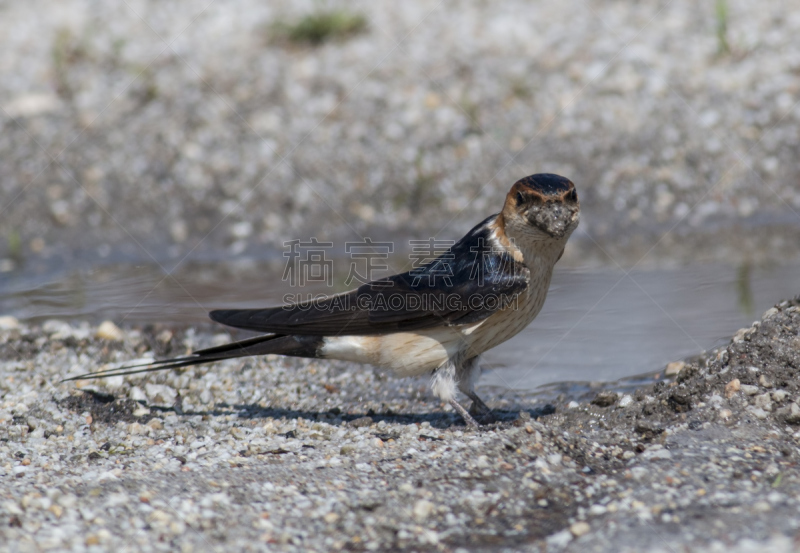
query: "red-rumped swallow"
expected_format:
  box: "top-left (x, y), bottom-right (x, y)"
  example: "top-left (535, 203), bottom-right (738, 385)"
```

top-left (66, 174), bottom-right (580, 427)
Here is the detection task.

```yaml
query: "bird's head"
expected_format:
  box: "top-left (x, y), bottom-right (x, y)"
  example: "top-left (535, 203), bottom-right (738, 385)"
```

top-left (501, 173), bottom-right (580, 243)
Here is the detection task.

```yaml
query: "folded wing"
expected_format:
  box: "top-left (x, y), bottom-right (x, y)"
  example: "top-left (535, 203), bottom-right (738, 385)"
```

top-left (211, 218), bottom-right (530, 336)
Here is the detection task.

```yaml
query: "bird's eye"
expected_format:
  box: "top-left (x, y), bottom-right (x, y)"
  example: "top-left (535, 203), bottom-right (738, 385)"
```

top-left (567, 189), bottom-right (578, 202)
top-left (516, 191), bottom-right (526, 205)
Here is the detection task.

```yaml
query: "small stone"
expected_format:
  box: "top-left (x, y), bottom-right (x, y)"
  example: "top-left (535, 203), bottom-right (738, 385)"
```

top-left (762, 307), bottom-right (779, 319)
top-left (348, 416), bottom-right (373, 428)
top-left (591, 391), bottom-right (618, 407)
top-left (0, 316), bottom-right (19, 330)
top-left (129, 387), bottom-right (147, 402)
top-left (780, 403), bottom-right (800, 424)
top-left (618, 395), bottom-right (634, 408)
top-left (43, 319), bottom-right (73, 339)
top-left (128, 422), bottom-right (147, 435)
top-left (759, 375), bottom-right (774, 388)
top-left (665, 361), bottom-right (685, 376)
top-left (588, 504), bottom-right (607, 516)
top-left (754, 393), bottom-right (773, 412)
top-left (546, 529), bottom-right (573, 547)
top-left (725, 379), bottom-right (741, 398)
top-left (753, 501), bottom-right (771, 512)
top-left (748, 407), bottom-right (769, 420)
top-left (96, 321), bottom-right (124, 341)
top-left (570, 521), bottom-right (591, 537)
top-left (741, 385), bottom-right (759, 396)
top-left (323, 512), bottom-right (339, 523)
top-left (772, 390), bottom-right (789, 402)
top-left (133, 407), bottom-right (151, 418)
top-left (642, 445), bottom-right (672, 460)
top-left (412, 500), bottom-right (434, 522)
top-left (4, 93), bottom-right (60, 117)
top-left (145, 384), bottom-right (177, 405)
top-left (719, 409), bottom-right (733, 420)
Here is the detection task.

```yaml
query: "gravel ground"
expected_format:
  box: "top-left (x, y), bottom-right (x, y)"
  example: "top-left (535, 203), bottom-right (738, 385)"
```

top-left (2, 0), bottom-right (800, 271)
top-left (3, 1), bottom-right (800, 551)
top-left (0, 298), bottom-right (799, 552)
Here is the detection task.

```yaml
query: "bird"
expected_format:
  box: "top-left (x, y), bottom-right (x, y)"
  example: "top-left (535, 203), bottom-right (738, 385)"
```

top-left (65, 173), bottom-right (580, 427)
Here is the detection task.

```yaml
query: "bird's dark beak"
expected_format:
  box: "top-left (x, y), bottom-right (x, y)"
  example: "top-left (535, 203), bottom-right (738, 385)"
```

top-left (525, 202), bottom-right (580, 239)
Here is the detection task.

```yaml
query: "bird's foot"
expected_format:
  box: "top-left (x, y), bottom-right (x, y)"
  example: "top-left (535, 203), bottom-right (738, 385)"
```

top-left (449, 399), bottom-right (480, 428)
top-left (469, 404), bottom-right (496, 425)
top-left (466, 392), bottom-right (496, 424)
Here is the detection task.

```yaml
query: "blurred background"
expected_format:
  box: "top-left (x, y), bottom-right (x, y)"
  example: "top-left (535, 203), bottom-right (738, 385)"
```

top-left (1, 0), bottom-right (798, 390)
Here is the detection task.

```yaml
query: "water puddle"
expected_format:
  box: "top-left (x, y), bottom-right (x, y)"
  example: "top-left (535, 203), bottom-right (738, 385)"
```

top-left (1, 258), bottom-right (798, 393)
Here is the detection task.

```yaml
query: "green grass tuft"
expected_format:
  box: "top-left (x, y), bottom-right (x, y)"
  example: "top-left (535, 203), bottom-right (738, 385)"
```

top-left (271, 10), bottom-right (367, 46)
top-left (715, 0), bottom-right (731, 55)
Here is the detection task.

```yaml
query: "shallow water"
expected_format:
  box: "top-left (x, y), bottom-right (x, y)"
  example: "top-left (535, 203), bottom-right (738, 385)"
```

top-left (1, 258), bottom-right (798, 392)
top-left (482, 261), bottom-right (800, 390)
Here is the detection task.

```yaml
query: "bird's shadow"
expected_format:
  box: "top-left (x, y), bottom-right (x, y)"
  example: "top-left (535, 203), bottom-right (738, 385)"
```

top-left (66, 389), bottom-right (555, 429)
top-left (160, 402), bottom-right (556, 429)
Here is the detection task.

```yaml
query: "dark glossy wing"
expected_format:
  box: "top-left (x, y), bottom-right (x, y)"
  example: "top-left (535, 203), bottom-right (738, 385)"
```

top-left (211, 216), bottom-right (530, 336)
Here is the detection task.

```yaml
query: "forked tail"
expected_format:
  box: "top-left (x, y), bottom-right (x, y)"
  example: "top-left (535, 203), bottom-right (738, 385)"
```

top-left (61, 334), bottom-right (323, 381)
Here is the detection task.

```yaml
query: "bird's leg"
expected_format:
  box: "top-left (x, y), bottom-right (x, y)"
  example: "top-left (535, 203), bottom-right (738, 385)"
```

top-left (432, 360), bottom-right (480, 428)
top-left (465, 391), bottom-right (492, 417)
top-left (458, 356), bottom-right (495, 424)
top-left (448, 399), bottom-right (480, 428)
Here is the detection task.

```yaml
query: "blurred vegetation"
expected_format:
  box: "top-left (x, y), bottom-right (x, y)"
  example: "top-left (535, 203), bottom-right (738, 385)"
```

top-left (715, 0), bottom-right (731, 55)
top-left (51, 27), bottom-right (90, 99)
top-left (7, 230), bottom-right (22, 261)
top-left (51, 26), bottom-right (159, 105)
top-left (736, 262), bottom-right (754, 316)
top-left (270, 9), bottom-right (367, 46)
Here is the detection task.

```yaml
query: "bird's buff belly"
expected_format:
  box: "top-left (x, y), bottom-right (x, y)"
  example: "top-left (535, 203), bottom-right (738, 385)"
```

top-left (320, 330), bottom-right (459, 376)
top-left (319, 290), bottom-right (547, 375)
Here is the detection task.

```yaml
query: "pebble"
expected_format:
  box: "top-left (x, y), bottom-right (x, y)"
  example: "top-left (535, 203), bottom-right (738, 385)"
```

top-left (96, 321), bottom-right (124, 341)
top-left (665, 361), bottom-right (685, 377)
top-left (0, 315), bottom-right (19, 330)
top-left (591, 391), bottom-right (618, 407)
top-left (618, 395), bottom-right (634, 408)
top-left (781, 403), bottom-right (800, 424)
top-left (753, 394), bottom-right (772, 411)
top-left (412, 500), bottom-right (434, 522)
top-left (725, 379), bottom-right (741, 397)
top-left (588, 504), bottom-right (607, 516)
top-left (570, 521), bottom-right (591, 537)
top-left (772, 390), bottom-right (789, 402)
top-left (348, 416), bottom-right (374, 428)
top-left (642, 445), bottom-right (672, 461)
top-left (741, 385), bottom-right (760, 396)
top-left (547, 529), bottom-right (574, 547)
